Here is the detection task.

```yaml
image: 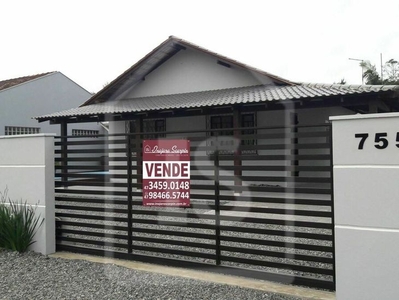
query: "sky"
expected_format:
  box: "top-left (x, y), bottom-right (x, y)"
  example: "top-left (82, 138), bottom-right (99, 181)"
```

top-left (1, 0), bottom-right (399, 93)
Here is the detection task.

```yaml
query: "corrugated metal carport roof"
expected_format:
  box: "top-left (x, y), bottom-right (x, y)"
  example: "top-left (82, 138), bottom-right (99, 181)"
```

top-left (35, 83), bottom-right (399, 121)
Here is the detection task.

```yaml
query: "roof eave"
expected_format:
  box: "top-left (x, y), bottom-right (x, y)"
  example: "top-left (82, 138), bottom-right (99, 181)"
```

top-left (80, 37), bottom-right (181, 107)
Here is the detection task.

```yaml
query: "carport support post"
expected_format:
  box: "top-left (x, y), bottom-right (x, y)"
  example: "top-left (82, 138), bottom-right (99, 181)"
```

top-left (60, 120), bottom-right (68, 187)
top-left (290, 112), bottom-right (299, 177)
top-left (233, 108), bottom-right (242, 195)
top-left (126, 133), bottom-right (133, 254)
top-left (134, 117), bottom-right (143, 188)
top-left (214, 149), bottom-right (221, 265)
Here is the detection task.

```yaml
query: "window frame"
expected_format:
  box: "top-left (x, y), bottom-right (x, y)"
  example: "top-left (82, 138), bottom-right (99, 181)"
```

top-left (4, 126), bottom-right (40, 136)
top-left (207, 112), bottom-right (257, 155)
top-left (125, 118), bottom-right (166, 139)
top-left (71, 129), bottom-right (99, 137)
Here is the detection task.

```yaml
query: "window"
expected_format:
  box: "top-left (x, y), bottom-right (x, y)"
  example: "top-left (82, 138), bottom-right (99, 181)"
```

top-left (143, 119), bottom-right (166, 139)
top-left (125, 119), bottom-right (166, 156)
top-left (240, 113), bottom-right (256, 147)
top-left (208, 113), bottom-right (256, 154)
top-left (72, 129), bottom-right (99, 137)
top-left (5, 126), bottom-right (40, 135)
top-left (126, 118), bottom-right (166, 139)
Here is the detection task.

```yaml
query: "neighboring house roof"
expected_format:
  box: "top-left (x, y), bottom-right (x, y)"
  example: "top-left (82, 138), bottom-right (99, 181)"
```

top-left (0, 72), bottom-right (55, 92)
top-left (81, 36), bottom-right (295, 106)
top-left (35, 83), bottom-right (399, 121)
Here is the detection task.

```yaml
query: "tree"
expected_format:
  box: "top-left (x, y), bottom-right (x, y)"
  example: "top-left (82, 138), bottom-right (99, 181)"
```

top-left (383, 59), bottom-right (399, 84)
top-left (360, 59), bottom-right (399, 85)
top-left (360, 61), bottom-right (382, 85)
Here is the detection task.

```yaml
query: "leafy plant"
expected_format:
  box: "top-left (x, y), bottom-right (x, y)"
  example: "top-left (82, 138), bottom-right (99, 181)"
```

top-left (0, 188), bottom-right (44, 252)
top-left (360, 59), bottom-right (399, 85)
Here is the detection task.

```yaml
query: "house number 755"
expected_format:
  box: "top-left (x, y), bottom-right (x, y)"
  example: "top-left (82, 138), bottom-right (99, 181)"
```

top-left (355, 132), bottom-right (399, 150)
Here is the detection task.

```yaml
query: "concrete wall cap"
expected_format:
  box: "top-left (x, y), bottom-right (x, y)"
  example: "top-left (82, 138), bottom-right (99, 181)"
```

top-left (0, 133), bottom-right (56, 140)
top-left (330, 112), bottom-right (399, 121)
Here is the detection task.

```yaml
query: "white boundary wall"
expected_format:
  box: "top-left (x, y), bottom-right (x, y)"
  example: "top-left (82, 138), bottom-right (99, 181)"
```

top-left (0, 134), bottom-right (55, 255)
top-left (331, 113), bottom-right (399, 300)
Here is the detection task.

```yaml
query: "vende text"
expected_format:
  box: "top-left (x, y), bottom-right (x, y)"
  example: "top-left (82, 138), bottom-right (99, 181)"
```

top-left (143, 161), bottom-right (190, 179)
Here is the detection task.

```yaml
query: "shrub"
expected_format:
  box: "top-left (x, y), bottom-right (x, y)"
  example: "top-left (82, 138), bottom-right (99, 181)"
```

top-left (0, 188), bottom-right (44, 252)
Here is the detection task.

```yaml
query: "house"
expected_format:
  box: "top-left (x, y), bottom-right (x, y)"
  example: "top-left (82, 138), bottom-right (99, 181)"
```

top-left (35, 36), bottom-right (399, 184)
top-left (0, 71), bottom-right (104, 136)
top-left (34, 36), bottom-right (399, 290)
top-left (36, 36), bottom-right (399, 134)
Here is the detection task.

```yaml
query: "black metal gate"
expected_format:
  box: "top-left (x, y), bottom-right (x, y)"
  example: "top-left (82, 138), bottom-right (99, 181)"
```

top-left (54, 124), bottom-right (335, 290)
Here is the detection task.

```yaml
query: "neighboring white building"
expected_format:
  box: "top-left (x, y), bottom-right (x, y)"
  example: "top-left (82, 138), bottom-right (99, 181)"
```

top-left (0, 71), bottom-right (104, 136)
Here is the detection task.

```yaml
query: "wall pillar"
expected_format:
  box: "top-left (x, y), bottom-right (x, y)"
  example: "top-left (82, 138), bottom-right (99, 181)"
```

top-left (0, 134), bottom-right (55, 255)
top-left (60, 121), bottom-right (68, 187)
top-left (331, 113), bottom-right (399, 299)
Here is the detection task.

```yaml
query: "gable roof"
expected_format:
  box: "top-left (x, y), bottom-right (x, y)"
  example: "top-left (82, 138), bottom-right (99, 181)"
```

top-left (0, 72), bottom-right (55, 92)
top-left (35, 83), bottom-right (399, 122)
top-left (81, 36), bottom-right (295, 107)
top-left (32, 37), bottom-right (399, 123)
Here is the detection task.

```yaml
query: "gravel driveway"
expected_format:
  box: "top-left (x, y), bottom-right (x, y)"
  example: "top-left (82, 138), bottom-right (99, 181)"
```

top-left (0, 249), bottom-right (303, 300)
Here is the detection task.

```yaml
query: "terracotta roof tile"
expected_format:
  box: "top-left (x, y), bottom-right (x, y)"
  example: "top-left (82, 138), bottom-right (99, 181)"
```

top-left (0, 72), bottom-right (54, 92)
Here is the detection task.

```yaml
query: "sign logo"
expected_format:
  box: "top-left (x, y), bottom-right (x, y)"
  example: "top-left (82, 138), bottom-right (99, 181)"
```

top-left (144, 145), bottom-right (152, 153)
top-left (142, 140), bottom-right (190, 207)
top-left (144, 144), bottom-right (189, 155)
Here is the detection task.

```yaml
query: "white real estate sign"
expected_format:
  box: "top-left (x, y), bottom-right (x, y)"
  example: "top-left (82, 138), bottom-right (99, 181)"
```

top-left (331, 113), bottom-right (399, 300)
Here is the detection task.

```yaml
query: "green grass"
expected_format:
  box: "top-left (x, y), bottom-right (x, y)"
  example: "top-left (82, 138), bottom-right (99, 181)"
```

top-left (0, 188), bottom-right (44, 252)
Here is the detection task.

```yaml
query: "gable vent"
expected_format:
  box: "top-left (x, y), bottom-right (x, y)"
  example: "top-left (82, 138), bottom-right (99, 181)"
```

top-left (217, 60), bottom-right (231, 68)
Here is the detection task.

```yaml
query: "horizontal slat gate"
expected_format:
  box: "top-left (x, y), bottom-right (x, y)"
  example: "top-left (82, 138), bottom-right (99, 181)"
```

top-left (54, 124), bottom-right (335, 290)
